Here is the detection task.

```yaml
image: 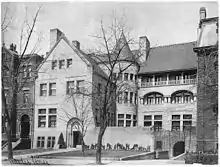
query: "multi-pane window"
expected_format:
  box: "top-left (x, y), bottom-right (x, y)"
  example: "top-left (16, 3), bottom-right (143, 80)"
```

top-left (37, 136), bottom-right (45, 148)
top-left (171, 91), bottom-right (193, 104)
top-left (118, 92), bottom-right (123, 104)
top-left (130, 74), bottom-right (133, 81)
top-left (118, 114), bottom-right (124, 127)
top-left (76, 80), bottom-right (85, 93)
top-left (129, 92), bottom-right (133, 104)
top-left (52, 60), bottom-right (57, 70)
top-left (144, 115), bottom-right (152, 127)
top-left (49, 83), bottom-right (56, 96)
top-left (124, 92), bottom-right (128, 104)
top-left (40, 84), bottom-right (47, 96)
top-left (67, 81), bottom-right (75, 94)
top-left (124, 73), bottom-right (128, 81)
top-left (48, 108), bottom-right (57, 127)
top-left (67, 59), bottom-right (72, 68)
top-left (183, 114), bottom-right (192, 131)
top-left (47, 136), bottom-right (55, 148)
top-left (126, 114), bottom-right (131, 127)
top-left (38, 109), bottom-right (46, 128)
top-left (172, 115), bottom-right (180, 131)
top-left (59, 60), bottom-right (65, 69)
top-left (23, 90), bottom-right (29, 104)
top-left (144, 92), bottom-right (163, 105)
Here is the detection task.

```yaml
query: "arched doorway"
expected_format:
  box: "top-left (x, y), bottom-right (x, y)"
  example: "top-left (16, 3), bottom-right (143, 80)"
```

top-left (173, 141), bottom-right (185, 157)
top-left (66, 118), bottom-right (82, 148)
top-left (20, 115), bottom-right (30, 139)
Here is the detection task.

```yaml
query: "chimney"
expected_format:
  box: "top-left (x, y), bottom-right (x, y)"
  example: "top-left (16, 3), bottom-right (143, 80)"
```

top-left (139, 36), bottom-right (150, 63)
top-left (200, 7), bottom-right (206, 20)
top-left (50, 28), bottom-right (63, 49)
top-left (72, 40), bottom-right (80, 50)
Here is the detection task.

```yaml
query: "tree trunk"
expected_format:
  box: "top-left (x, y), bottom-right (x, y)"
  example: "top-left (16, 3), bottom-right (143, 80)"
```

top-left (96, 127), bottom-right (105, 165)
top-left (81, 136), bottom-right (85, 156)
top-left (6, 121), bottom-right (13, 160)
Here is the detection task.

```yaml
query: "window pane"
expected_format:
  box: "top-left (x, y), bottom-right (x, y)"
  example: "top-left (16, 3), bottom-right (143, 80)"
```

top-left (118, 120), bottom-right (124, 127)
top-left (124, 73), bottom-right (128, 81)
top-left (154, 115), bottom-right (162, 120)
top-left (126, 114), bottom-right (131, 119)
top-left (38, 109), bottom-right (46, 114)
top-left (118, 114), bottom-right (124, 119)
top-left (49, 108), bottom-right (57, 114)
top-left (126, 120), bottom-right (131, 127)
top-left (59, 60), bottom-right (65, 69)
top-left (144, 121), bottom-right (152, 126)
top-left (67, 59), bottom-right (72, 68)
top-left (172, 115), bottom-right (180, 120)
top-left (183, 114), bottom-right (192, 119)
top-left (52, 60), bottom-right (57, 70)
top-left (144, 115), bottom-right (152, 120)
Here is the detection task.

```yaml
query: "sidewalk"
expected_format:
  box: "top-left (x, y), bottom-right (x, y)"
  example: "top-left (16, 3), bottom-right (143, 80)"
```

top-left (2, 148), bottom-right (79, 161)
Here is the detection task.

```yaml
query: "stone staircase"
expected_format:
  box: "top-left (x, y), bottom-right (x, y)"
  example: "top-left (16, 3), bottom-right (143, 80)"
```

top-left (2, 139), bottom-right (21, 151)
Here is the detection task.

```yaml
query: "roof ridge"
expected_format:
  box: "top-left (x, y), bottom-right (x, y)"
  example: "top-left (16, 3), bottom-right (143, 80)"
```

top-left (151, 41), bottom-right (196, 49)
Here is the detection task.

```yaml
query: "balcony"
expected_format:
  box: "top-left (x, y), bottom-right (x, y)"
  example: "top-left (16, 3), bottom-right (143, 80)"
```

top-left (141, 78), bottom-right (196, 88)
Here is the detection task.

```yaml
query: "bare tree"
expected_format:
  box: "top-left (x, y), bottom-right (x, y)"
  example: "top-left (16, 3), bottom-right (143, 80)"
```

top-left (59, 87), bottom-right (93, 156)
top-left (89, 13), bottom-right (140, 164)
top-left (1, 5), bottom-right (43, 160)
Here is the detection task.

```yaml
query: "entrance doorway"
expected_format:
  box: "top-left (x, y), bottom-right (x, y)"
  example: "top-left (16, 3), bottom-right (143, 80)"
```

top-left (20, 115), bottom-right (30, 139)
top-left (173, 141), bottom-right (185, 157)
top-left (73, 131), bottom-right (81, 148)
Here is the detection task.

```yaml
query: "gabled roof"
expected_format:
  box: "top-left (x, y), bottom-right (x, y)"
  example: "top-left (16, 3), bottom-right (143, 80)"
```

top-left (37, 34), bottom-right (108, 79)
top-left (139, 42), bottom-right (197, 74)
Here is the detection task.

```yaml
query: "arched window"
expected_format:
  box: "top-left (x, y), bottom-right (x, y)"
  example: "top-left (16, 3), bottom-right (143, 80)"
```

top-left (171, 90), bottom-right (193, 104)
top-left (143, 92), bottom-right (164, 105)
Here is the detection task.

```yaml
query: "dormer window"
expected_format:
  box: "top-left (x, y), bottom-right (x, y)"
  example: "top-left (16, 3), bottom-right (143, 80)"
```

top-left (59, 60), bottom-right (65, 69)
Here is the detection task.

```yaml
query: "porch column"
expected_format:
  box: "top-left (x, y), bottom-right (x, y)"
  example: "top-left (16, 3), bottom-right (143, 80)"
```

top-left (181, 72), bottom-right (184, 84)
top-left (152, 75), bottom-right (155, 86)
top-left (167, 74), bottom-right (169, 85)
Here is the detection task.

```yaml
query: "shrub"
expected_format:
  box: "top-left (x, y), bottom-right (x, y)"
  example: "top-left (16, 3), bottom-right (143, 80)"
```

top-left (185, 151), bottom-right (218, 164)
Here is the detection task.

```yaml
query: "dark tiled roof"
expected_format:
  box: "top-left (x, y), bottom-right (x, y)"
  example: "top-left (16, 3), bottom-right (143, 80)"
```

top-left (139, 42), bottom-right (197, 74)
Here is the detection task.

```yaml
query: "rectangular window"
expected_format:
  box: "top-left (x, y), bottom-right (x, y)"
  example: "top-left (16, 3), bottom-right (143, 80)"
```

top-left (38, 109), bottom-right (46, 128)
top-left (130, 74), bottom-right (133, 81)
top-left (124, 92), bottom-right (128, 104)
top-left (37, 136), bottom-right (45, 148)
top-left (144, 115), bottom-right (152, 127)
top-left (47, 136), bottom-right (55, 148)
top-left (67, 59), bottom-right (72, 68)
top-left (154, 115), bottom-right (162, 131)
top-left (172, 114), bottom-right (180, 131)
top-left (49, 83), bottom-right (56, 96)
top-left (52, 60), bottom-right (57, 70)
top-left (118, 73), bottom-right (122, 81)
top-left (59, 60), bottom-right (65, 69)
top-left (118, 92), bottom-right (123, 104)
top-left (130, 92), bottom-right (133, 104)
top-left (118, 114), bottom-right (124, 119)
top-left (67, 81), bottom-right (75, 94)
top-left (118, 120), bottom-right (124, 127)
top-left (183, 114), bottom-right (192, 131)
top-left (23, 90), bottom-right (29, 104)
top-left (124, 73), bottom-right (128, 81)
top-left (48, 108), bottom-right (57, 128)
top-left (40, 84), bottom-right (47, 96)
top-left (126, 114), bottom-right (131, 127)
top-left (76, 80), bottom-right (85, 93)
top-left (135, 75), bottom-right (137, 81)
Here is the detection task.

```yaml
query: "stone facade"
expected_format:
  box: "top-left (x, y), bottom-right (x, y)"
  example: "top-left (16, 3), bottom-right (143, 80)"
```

top-left (194, 8), bottom-right (218, 152)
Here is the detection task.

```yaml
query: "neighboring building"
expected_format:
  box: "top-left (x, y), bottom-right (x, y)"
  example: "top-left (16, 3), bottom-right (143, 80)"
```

top-left (138, 41), bottom-right (198, 156)
top-left (34, 29), bottom-right (116, 149)
top-left (193, 7), bottom-right (218, 152)
top-left (2, 44), bottom-right (44, 149)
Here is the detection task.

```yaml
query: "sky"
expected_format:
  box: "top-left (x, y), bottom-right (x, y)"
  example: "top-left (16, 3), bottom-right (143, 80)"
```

top-left (1, 0), bottom-right (218, 55)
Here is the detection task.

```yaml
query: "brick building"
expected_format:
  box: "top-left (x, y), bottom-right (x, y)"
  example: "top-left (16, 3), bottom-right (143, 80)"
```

top-left (193, 7), bottom-right (218, 152)
top-left (2, 44), bottom-right (44, 149)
